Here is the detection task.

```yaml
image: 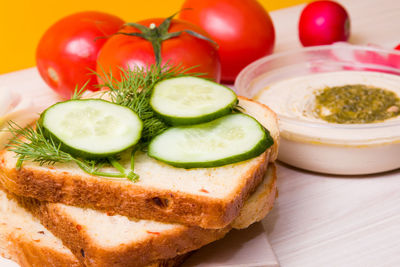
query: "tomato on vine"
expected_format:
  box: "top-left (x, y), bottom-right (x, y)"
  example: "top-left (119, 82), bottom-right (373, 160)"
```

top-left (97, 13), bottom-right (221, 83)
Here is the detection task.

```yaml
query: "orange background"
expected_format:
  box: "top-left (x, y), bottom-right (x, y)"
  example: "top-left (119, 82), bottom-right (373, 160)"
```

top-left (0, 0), bottom-right (307, 74)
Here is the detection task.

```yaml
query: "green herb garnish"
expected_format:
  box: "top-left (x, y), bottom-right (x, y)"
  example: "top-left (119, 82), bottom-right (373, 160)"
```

top-left (70, 79), bottom-right (90, 100)
top-left (314, 84), bottom-right (400, 124)
top-left (8, 121), bottom-right (130, 179)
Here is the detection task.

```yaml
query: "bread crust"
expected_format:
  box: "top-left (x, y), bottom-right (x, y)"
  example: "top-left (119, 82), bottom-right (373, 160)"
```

top-left (232, 164), bottom-right (277, 229)
top-left (237, 96), bottom-right (280, 162)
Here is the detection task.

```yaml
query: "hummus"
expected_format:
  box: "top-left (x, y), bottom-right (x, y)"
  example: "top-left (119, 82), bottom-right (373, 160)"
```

top-left (255, 71), bottom-right (400, 124)
top-left (252, 70), bottom-right (400, 174)
top-left (254, 71), bottom-right (400, 145)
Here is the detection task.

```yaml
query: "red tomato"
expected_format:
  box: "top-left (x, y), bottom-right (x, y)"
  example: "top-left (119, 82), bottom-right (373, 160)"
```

top-left (179, 0), bottom-right (275, 83)
top-left (36, 12), bottom-right (124, 99)
top-left (96, 18), bottom-right (221, 83)
top-left (299, 1), bottom-right (350, 47)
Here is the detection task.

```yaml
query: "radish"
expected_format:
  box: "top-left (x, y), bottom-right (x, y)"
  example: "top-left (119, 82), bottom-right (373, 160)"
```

top-left (299, 1), bottom-right (350, 47)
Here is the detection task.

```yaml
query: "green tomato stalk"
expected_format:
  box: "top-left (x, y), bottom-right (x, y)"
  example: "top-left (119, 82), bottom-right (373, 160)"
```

top-left (115, 11), bottom-right (217, 66)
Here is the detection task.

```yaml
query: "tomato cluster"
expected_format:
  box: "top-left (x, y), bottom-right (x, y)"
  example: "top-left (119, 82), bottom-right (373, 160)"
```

top-left (36, 1), bottom-right (276, 98)
top-left (37, 11), bottom-right (222, 99)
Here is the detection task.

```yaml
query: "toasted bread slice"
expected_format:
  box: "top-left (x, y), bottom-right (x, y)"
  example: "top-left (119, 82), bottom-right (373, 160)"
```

top-left (0, 186), bottom-right (198, 267)
top-left (0, 97), bottom-right (279, 229)
top-left (14, 164), bottom-right (276, 267)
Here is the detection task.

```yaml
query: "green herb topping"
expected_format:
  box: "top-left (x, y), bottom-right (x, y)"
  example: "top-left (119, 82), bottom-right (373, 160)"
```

top-left (314, 84), bottom-right (400, 124)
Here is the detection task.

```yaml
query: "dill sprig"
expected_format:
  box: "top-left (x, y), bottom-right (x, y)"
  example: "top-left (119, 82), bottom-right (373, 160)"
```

top-left (7, 121), bottom-right (134, 179)
top-left (70, 79), bottom-right (90, 100)
top-left (8, 121), bottom-right (73, 168)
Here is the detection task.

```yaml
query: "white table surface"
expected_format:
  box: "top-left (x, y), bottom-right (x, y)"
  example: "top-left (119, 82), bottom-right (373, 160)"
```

top-left (267, 0), bottom-right (400, 266)
top-left (1, 0), bottom-right (400, 266)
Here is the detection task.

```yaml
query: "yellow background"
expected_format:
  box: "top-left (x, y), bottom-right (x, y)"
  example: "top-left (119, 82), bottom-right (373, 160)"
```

top-left (0, 0), bottom-right (306, 74)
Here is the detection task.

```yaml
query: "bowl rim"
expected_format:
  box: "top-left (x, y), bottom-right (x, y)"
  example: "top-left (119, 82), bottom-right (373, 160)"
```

top-left (234, 43), bottom-right (400, 132)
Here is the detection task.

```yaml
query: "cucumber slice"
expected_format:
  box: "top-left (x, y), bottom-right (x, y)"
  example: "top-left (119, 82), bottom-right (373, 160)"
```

top-left (39, 99), bottom-right (143, 158)
top-left (148, 113), bottom-right (273, 168)
top-left (150, 76), bottom-right (237, 125)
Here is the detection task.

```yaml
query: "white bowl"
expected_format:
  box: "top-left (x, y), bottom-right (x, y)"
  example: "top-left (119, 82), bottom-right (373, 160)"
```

top-left (235, 44), bottom-right (400, 175)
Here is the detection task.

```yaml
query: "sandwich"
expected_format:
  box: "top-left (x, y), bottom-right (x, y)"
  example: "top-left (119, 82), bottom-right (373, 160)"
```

top-left (0, 67), bottom-right (279, 266)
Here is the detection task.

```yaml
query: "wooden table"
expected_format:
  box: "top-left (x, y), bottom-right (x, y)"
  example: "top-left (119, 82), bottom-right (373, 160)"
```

top-left (1, 0), bottom-right (400, 266)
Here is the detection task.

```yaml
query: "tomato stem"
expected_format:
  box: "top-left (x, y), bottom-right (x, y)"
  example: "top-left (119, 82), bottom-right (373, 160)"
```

top-left (117, 11), bottom-right (216, 66)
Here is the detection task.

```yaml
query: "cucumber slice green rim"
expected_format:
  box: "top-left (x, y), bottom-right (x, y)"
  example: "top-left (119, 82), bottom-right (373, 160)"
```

top-left (148, 113), bottom-right (273, 168)
top-left (39, 99), bottom-right (143, 159)
top-left (150, 76), bottom-right (238, 126)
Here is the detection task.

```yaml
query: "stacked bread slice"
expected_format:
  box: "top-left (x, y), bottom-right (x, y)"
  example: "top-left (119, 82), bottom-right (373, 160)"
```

top-left (0, 97), bottom-right (279, 267)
